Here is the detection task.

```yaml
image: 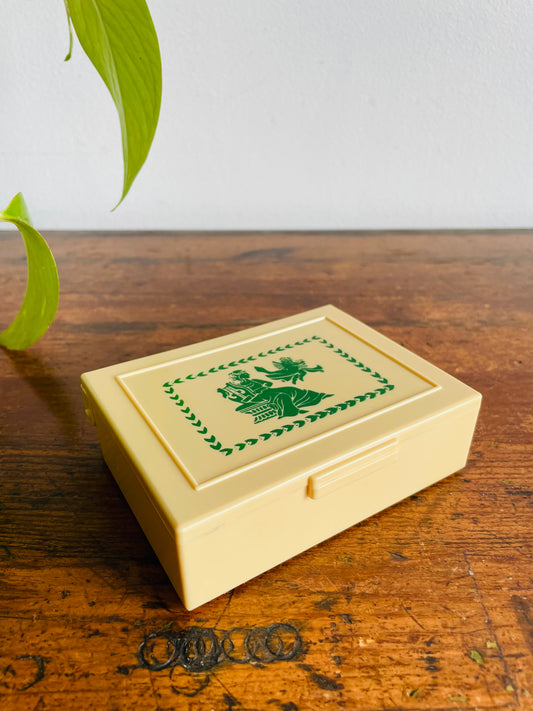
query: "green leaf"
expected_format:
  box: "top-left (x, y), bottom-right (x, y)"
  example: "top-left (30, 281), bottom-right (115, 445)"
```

top-left (66, 0), bottom-right (162, 206)
top-left (63, 0), bottom-right (74, 61)
top-left (0, 194), bottom-right (59, 350)
top-left (470, 648), bottom-right (484, 665)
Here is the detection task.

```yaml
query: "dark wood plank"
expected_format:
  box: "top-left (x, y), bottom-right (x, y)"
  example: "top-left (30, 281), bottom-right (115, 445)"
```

top-left (0, 231), bottom-right (532, 710)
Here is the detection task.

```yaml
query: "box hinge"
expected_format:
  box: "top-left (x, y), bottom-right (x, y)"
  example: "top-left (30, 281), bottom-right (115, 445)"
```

top-left (80, 383), bottom-right (96, 426)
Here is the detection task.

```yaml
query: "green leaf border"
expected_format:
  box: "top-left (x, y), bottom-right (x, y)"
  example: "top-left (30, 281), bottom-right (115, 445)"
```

top-left (162, 336), bottom-right (395, 457)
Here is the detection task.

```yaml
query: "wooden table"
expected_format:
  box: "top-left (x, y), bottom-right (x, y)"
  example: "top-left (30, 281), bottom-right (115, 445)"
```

top-left (1, 231), bottom-right (532, 711)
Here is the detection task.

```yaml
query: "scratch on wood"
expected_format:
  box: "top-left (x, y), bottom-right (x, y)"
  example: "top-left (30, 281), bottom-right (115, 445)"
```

top-left (389, 551), bottom-right (411, 561)
top-left (465, 553), bottom-right (519, 704)
top-left (511, 595), bottom-right (533, 655)
top-left (402, 605), bottom-right (426, 630)
top-left (214, 588), bottom-right (235, 630)
top-left (212, 671), bottom-right (241, 709)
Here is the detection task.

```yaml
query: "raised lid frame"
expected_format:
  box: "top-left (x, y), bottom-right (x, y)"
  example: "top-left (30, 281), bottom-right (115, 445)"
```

top-left (115, 315), bottom-right (437, 490)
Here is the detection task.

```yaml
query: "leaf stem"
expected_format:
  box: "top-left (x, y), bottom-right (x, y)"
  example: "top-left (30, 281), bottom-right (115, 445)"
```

top-left (63, 0), bottom-right (74, 61)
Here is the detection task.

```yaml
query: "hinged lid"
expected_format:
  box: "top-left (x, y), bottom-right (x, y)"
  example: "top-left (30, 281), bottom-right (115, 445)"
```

top-left (81, 306), bottom-right (480, 534)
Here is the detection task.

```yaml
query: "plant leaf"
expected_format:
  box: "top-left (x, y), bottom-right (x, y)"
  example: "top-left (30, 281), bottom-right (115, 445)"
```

top-left (63, 0), bottom-right (74, 61)
top-left (470, 648), bottom-right (484, 665)
top-left (65, 0), bottom-right (162, 207)
top-left (0, 194), bottom-right (59, 350)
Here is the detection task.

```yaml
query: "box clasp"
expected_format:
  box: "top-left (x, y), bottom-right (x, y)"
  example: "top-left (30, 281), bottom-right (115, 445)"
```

top-left (307, 438), bottom-right (398, 499)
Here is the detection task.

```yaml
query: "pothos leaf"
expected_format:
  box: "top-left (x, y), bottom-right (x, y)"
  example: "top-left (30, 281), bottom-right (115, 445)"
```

top-left (0, 194), bottom-right (59, 350)
top-left (63, 0), bottom-right (74, 61)
top-left (65, 0), bottom-right (162, 207)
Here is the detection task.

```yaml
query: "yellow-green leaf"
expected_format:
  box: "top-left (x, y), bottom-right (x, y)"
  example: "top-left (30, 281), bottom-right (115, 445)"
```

top-left (470, 648), bottom-right (484, 665)
top-left (0, 194), bottom-right (59, 350)
top-left (65, 0), bottom-right (162, 207)
top-left (63, 0), bottom-right (74, 61)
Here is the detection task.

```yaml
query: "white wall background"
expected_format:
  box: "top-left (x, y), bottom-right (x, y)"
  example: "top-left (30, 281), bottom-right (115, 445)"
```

top-left (1, 0), bottom-right (533, 230)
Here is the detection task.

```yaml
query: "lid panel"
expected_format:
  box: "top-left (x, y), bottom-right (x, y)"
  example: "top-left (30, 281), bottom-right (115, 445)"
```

top-left (116, 315), bottom-right (437, 490)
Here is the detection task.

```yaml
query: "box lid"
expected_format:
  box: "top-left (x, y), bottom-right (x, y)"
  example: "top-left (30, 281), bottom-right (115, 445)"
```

top-left (81, 305), bottom-right (480, 534)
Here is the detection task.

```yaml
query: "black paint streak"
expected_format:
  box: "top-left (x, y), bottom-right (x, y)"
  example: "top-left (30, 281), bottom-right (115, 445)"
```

top-left (268, 701), bottom-right (299, 711)
top-left (297, 663), bottom-right (312, 672)
top-left (137, 623), bottom-right (303, 673)
top-left (425, 654), bottom-right (440, 672)
top-left (314, 596), bottom-right (339, 611)
top-left (298, 663), bottom-right (344, 692)
top-left (169, 669), bottom-right (210, 698)
top-left (233, 247), bottom-right (293, 262)
top-left (3, 664), bottom-right (15, 680)
top-left (142, 599), bottom-right (170, 611)
top-left (310, 671), bottom-right (344, 691)
top-left (223, 693), bottom-right (240, 710)
top-left (116, 665), bottom-right (131, 675)
top-left (0, 544), bottom-right (13, 560)
top-left (103, 615), bottom-right (127, 623)
top-left (66, 321), bottom-right (155, 334)
top-left (505, 488), bottom-right (533, 499)
top-left (16, 655), bottom-right (46, 691)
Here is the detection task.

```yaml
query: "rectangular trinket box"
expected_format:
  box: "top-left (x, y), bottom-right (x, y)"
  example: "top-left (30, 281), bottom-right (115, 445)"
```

top-left (81, 306), bottom-right (481, 609)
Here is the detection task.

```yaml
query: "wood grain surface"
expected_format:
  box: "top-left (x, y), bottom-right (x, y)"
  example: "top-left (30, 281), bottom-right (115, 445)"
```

top-left (0, 231), bottom-right (532, 711)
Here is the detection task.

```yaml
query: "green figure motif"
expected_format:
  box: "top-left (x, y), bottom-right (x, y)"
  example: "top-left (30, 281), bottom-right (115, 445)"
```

top-left (254, 356), bottom-right (325, 384)
top-left (217, 357), bottom-right (332, 424)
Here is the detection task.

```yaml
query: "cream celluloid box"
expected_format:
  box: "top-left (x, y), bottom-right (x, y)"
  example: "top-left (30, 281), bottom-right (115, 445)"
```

top-left (81, 306), bottom-right (481, 609)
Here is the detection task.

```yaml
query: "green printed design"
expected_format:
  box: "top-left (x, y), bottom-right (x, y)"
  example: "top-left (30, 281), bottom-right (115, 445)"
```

top-left (164, 387), bottom-right (225, 453)
top-left (217, 357), bottom-right (332, 424)
top-left (163, 336), bottom-right (394, 456)
top-left (163, 339), bottom-right (316, 387)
